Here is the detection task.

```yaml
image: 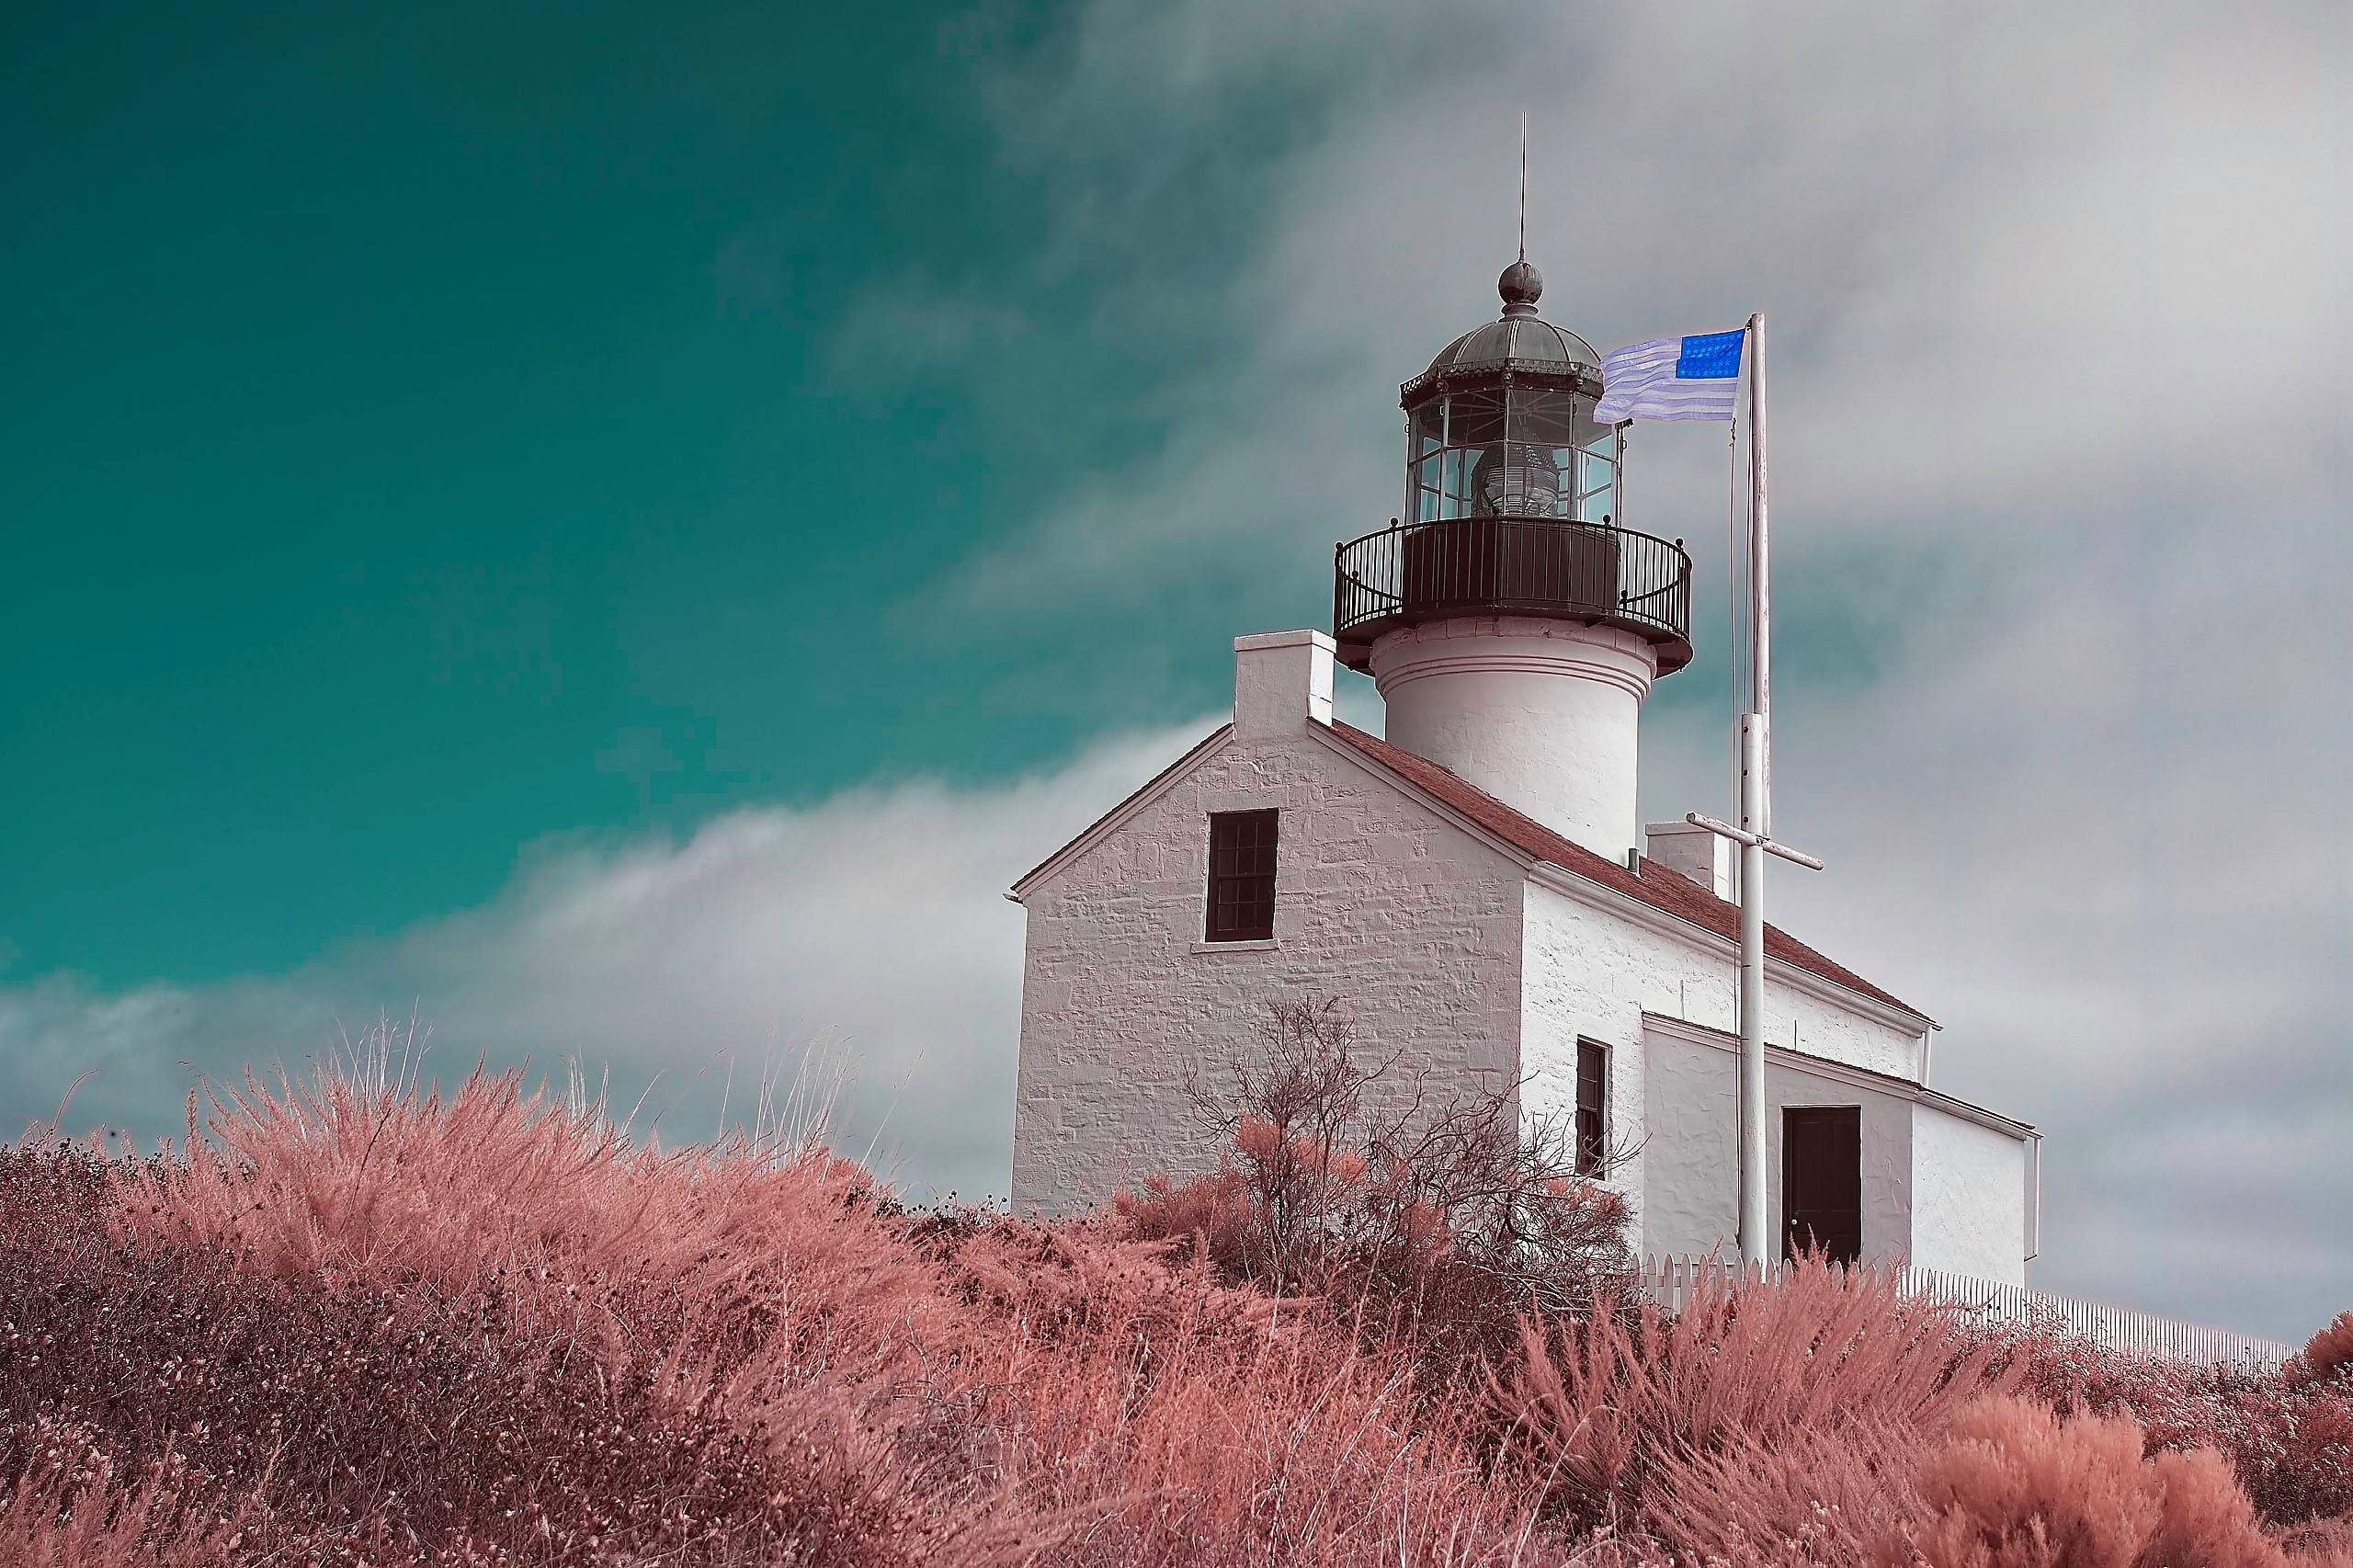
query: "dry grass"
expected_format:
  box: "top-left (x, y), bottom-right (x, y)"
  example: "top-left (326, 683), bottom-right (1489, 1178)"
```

top-left (4, 1040), bottom-right (2347, 1566)
top-left (1497, 1257), bottom-right (2023, 1533)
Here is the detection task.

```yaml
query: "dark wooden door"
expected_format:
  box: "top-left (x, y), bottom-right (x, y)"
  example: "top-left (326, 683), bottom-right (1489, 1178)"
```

top-left (1782, 1107), bottom-right (1862, 1266)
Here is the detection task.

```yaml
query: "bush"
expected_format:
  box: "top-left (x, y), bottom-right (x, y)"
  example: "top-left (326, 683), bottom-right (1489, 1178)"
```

top-left (8, 1058), bottom-right (1571, 1566)
top-left (2302, 1315), bottom-right (2353, 1383)
top-left (0, 1142), bottom-right (891, 1564)
top-left (1498, 1256), bottom-right (2021, 1536)
top-left (1901, 1395), bottom-right (2319, 1568)
top-left (6, 1033), bottom-right (2349, 1566)
top-left (2014, 1321), bottom-right (2353, 1527)
top-left (1120, 997), bottom-right (1635, 1376)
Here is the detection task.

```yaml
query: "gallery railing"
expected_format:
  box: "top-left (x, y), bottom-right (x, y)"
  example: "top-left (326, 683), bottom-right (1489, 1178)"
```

top-left (1334, 517), bottom-right (1693, 672)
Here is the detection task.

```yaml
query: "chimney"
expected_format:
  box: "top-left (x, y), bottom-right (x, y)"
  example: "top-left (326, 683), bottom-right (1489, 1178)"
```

top-left (1233, 631), bottom-right (1336, 739)
top-left (1645, 819), bottom-right (1736, 902)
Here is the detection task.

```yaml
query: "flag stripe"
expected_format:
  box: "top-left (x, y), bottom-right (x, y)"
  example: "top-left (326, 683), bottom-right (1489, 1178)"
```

top-left (1595, 327), bottom-right (1745, 425)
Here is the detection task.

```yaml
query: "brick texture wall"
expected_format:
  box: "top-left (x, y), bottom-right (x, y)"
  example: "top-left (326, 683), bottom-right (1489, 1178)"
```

top-left (1010, 723), bottom-right (1527, 1214)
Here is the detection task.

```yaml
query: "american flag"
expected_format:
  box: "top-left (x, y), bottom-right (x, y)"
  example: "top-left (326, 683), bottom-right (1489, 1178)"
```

top-left (1593, 328), bottom-right (1746, 423)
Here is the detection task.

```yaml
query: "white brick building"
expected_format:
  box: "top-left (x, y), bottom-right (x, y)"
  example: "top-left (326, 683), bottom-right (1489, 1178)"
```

top-left (1007, 263), bottom-right (2040, 1280)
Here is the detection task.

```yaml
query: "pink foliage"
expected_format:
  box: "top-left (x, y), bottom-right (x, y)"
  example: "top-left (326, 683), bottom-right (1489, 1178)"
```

top-left (1500, 1257), bottom-right (2021, 1531)
top-left (1902, 1395), bottom-right (2353, 1568)
top-left (4, 1046), bottom-right (2348, 1566)
top-left (2304, 1315), bottom-right (2353, 1383)
top-left (14, 1063), bottom-right (1568, 1565)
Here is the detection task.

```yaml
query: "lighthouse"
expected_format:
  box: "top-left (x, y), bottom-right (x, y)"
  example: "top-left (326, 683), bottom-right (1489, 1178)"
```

top-left (1334, 259), bottom-right (1691, 862)
top-left (1005, 256), bottom-right (2039, 1288)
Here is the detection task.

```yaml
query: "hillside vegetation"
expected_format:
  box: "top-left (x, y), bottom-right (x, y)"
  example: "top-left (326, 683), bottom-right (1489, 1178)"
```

top-left (4, 1035), bottom-right (2349, 1566)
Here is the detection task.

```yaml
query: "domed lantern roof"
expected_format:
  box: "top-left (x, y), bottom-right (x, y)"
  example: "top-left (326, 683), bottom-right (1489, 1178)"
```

top-left (1402, 261), bottom-right (1605, 403)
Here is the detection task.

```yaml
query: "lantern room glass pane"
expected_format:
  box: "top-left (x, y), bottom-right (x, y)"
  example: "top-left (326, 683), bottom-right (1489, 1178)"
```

top-left (1412, 403), bottom-right (1446, 458)
top-left (1509, 388), bottom-right (1578, 448)
top-left (1412, 454), bottom-right (1446, 523)
top-left (1404, 385), bottom-right (1620, 524)
top-left (1448, 390), bottom-right (1505, 446)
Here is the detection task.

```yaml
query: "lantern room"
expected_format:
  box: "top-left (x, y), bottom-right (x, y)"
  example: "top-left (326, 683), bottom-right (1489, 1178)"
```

top-left (1404, 259), bottom-right (1620, 525)
top-left (1333, 261), bottom-right (1693, 678)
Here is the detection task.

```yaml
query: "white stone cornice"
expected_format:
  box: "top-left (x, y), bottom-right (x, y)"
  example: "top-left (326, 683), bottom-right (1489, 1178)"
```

top-left (1373, 647), bottom-right (1653, 701)
top-left (1525, 859), bottom-right (1938, 1038)
top-left (1008, 725), bottom-right (1235, 899)
top-left (1640, 1010), bottom-right (2035, 1142)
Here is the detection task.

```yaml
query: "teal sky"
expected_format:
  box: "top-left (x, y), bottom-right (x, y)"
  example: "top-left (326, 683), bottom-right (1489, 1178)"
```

top-left (0, 0), bottom-right (1927, 994)
top-left (6, 2), bottom-right (2349, 1337)
top-left (2, 0), bottom-right (1356, 986)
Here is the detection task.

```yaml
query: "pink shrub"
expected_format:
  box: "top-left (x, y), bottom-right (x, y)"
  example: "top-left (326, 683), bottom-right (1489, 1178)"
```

top-left (1900, 1394), bottom-right (2352, 1568)
top-left (67, 1063), bottom-right (1572, 1566)
top-left (2302, 1314), bottom-right (2353, 1383)
top-left (9, 1044), bottom-right (2347, 1568)
top-left (1124, 997), bottom-right (1635, 1381)
top-left (0, 1440), bottom-right (247, 1568)
top-left (1499, 1256), bottom-right (2020, 1531)
top-left (2, 1143), bottom-right (921, 1564)
top-left (2015, 1322), bottom-right (2353, 1527)
top-left (1645, 1417), bottom-right (1923, 1567)
top-left (951, 1222), bottom-right (1548, 1565)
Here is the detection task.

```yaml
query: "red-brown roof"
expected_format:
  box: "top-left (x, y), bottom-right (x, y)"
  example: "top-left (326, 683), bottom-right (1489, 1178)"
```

top-left (1325, 721), bottom-right (1926, 1021)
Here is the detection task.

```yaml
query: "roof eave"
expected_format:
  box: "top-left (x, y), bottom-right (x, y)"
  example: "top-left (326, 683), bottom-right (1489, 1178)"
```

top-left (1529, 860), bottom-right (1938, 1037)
top-left (1007, 724), bottom-right (1236, 901)
top-left (1642, 1012), bottom-right (2030, 1140)
top-left (1400, 359), bottom-right (1604, 404)
top-left (1313, 721), bottom-right (1936, 1033)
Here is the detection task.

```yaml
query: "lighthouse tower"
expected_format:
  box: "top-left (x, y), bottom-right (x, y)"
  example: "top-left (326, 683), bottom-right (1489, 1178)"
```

top-left (1333, 261), bottom-right (1692, 860)
top-left (1010, 253), bottom-right (2039, 1286)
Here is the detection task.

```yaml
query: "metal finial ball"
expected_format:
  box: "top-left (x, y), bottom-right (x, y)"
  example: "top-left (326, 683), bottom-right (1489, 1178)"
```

top-left (1498, 259), bottom-right (1543, 311)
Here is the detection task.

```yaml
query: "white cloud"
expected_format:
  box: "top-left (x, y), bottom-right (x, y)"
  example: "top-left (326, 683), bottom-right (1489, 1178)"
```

top-left (886, 0), bottom-right (2353, 1336)
top-left (2, 720), bottom-right (1219, 1205)
top-left (926, 1), bottom-right (2352, 597)
top-left (14, 1), bottom-right (2350, 1342)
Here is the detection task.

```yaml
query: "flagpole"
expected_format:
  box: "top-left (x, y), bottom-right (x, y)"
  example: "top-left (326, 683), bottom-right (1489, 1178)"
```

top-left (1738, 310), bottom-right (1771, 1272)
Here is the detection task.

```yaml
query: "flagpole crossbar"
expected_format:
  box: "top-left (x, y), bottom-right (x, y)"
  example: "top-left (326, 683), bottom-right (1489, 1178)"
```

top-left (1682, 812), bottom-right (1824, 872)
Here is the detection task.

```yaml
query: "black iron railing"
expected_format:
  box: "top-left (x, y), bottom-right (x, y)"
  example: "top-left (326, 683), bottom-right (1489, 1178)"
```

top-left (1334, 517), bottom-right (1693, 673)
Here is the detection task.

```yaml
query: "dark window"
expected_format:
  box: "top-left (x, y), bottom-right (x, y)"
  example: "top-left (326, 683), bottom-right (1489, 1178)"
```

top-left (1782, 1107), bottom-right (1863, 1266)
top-left (1205, 810), bottom-right (1279, 942)
top-left (1574, 1040), bottom-right (1608, 1176)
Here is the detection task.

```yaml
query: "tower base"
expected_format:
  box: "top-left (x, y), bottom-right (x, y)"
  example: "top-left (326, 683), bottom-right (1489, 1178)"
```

top-left (1370, 615), bottom-right (1657, 860)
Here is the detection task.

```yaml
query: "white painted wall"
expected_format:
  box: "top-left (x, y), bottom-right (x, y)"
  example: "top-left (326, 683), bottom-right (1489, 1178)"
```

top-left (1009, 630), bottom-right (2016, 1275)
top-left (1912, 1104), bottom-right (2030, 1284)
top-left (1371, 616), bottom-right (1656, 861)
top-left (1639, 1017), bottom-right (1915, 1265)
top-left (1518, 875), bottom-right (1931, 1229)
top-left (1010, 716), bottom-right (1528, 1214)
top-left (1640, 1018), bottom-right (1737, 1256)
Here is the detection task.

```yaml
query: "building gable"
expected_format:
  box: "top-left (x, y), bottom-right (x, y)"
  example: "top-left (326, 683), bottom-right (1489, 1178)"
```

top-left (1322, 722), bottom-right (1928, 1024)
top-left (1007, 714), bottom-right (1531, 1212)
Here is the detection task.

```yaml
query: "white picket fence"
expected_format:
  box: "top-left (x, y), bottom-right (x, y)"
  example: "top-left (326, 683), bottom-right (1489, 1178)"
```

top-left (1640, 1256), bottom-right (2298, 1372)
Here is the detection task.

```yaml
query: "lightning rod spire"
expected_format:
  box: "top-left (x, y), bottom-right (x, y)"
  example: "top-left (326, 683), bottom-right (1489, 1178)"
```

top-left (1517, 111), bottom-right (1528, 263)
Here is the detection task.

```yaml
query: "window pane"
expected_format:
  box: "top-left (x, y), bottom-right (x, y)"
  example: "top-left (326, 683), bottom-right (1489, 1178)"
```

top-left (1509, 387), bottom-right (1578, 447)
top-left (1412, 403), bottom-right (1446, 458)
top-left (1415, 469), bottom-right (1447, 523)
top-left (1447, 390), bottom-right (1505, 447)
top-left (1575, 1040), bottom-right (1608, 1176)
top-left (1206, 810), bottom-right (1279, 942)
top-left (1477, 442), bottom-right (1563, 517)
